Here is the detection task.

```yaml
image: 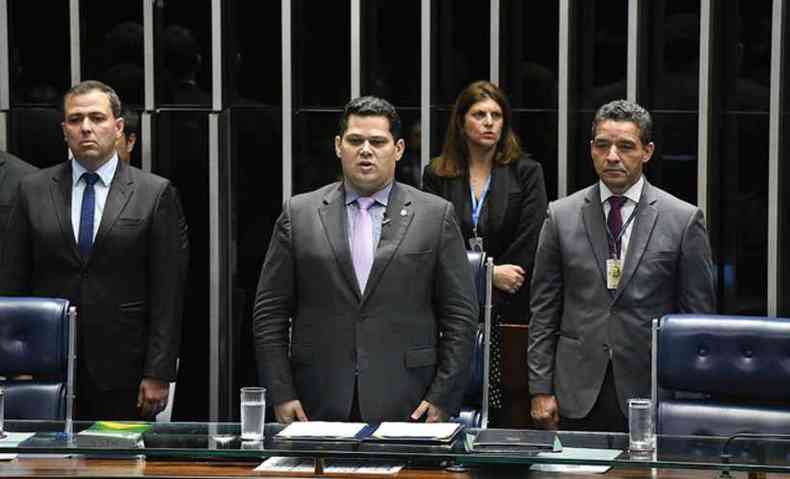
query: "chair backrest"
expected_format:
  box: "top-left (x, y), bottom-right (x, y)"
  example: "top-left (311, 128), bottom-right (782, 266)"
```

top-left (0, 297), bottom-right (72, 420)
top-left (453, 251), bottom-right (491, 428)
top-left (653, 314), bottom-right (790, 436)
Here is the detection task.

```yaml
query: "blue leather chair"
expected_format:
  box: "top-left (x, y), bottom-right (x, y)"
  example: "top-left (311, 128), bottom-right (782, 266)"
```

top-left (452, 251), bottom-right (492, 428)
top-left (0, 297), bottom-right (75, 422)
top-left (652, 314), bottom-right (790, 436)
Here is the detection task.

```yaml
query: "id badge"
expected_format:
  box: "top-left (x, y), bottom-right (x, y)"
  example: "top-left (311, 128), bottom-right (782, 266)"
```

top-left (468, 236), bottom-right (484, 252)
top-left (606, 258), bottom-right (623, 290)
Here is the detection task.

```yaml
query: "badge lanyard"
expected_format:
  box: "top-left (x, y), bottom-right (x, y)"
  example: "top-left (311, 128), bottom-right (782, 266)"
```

top-left (605, 203), bottom-right (640, 259)
top-left (468, 175), bottom-right (491, 252)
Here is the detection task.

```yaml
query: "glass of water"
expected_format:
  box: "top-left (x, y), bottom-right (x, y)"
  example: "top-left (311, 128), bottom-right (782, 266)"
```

top-left (240, 387), bottom-right (266, 441)
top-left (628, 398), bottom-right (655, 452)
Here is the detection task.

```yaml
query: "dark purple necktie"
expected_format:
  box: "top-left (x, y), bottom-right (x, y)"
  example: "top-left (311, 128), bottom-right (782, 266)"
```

top-left (607, 196), bottom-right (625, 257)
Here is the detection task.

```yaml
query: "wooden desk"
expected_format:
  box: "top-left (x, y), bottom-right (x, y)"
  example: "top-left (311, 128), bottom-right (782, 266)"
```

top-left (0, 457), bottom-right (780, 479)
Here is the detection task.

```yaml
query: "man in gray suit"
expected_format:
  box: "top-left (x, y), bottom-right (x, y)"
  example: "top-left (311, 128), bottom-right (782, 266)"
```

top-left (254, 96), bottom-right (478, 424)
top-left (528, 100), bottom-right (716, 432)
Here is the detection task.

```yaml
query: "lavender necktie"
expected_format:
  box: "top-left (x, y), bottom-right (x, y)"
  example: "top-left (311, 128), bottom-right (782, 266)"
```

top-left (352, 197), bottom-right (375, 292)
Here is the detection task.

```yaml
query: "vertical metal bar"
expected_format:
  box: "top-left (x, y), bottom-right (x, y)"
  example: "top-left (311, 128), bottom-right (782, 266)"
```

top-left (141, 112), bottom-right (152, 173)
top-left (698, 0), bottom-right (712, 213)
top-left (66, 306), bottom-right (77, 437)
top-left (282, 0), bottom-right (292, 201)
top-left (0, 0), bottom-right (9, 110)
top-left (144, 0), bottom-right (154, 111)
top-left (651, 318), bottom-right (658, 434)
top-left (557, 0), bottom-right (570, 198)
top-left (420, 0), bottom-right (431, 176)
top-left (481, 257), bottom-right (494, 429)
top-left (69, 0), bottom-right (80, 85)
top-left (627, 0), bottom-right (639, 102)
top-left (0, 113), bottom-right (6, 151)
top-left (768, 0), bottom-right (784, 316)
top-left (490, 0), bottom-right (500, 85)
top-left (351, 0), bottom-right (361, 98)
top-left (211, 0), bottom-right (222, 111)
top-left (208, 113), bottom-right (220, 421)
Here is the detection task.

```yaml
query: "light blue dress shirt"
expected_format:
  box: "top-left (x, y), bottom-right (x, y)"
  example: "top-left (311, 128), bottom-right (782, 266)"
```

top-left (71, 155), bottom-right (119, 243)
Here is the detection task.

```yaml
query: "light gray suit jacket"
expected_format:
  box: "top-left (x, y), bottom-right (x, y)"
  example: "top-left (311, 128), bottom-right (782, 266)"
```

top-left (528, 179), bottom-right (716, 417)
top-left (254, 181), bottom-right (478, 422)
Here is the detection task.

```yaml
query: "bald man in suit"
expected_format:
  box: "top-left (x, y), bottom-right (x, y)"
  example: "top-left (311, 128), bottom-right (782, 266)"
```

top-left (528, 100), bottom-right (716, 432)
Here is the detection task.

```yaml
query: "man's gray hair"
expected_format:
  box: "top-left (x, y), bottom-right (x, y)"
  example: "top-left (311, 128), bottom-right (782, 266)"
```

top-left (591, 99), bottom-right (653, 145)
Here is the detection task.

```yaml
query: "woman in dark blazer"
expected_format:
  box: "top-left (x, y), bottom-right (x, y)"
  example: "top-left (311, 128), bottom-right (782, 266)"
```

top-left (422, 80), bottom-right (548, 425)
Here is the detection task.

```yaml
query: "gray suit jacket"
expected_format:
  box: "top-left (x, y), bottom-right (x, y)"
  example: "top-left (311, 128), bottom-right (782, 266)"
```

top-left (528, 179), bottom-right (716, 417)
top-left (254, 181), bottom-right (478, 422)
top-left (0, 152), bottom-right (37, 253)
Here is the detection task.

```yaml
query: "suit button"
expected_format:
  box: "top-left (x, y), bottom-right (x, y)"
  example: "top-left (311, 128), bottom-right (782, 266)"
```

top-left (602, 344), bottom-right (610, 352)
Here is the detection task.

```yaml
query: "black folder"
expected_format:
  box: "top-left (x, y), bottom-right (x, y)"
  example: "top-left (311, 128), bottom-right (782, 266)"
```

top-left (471, 429), bottom-right (561, 453)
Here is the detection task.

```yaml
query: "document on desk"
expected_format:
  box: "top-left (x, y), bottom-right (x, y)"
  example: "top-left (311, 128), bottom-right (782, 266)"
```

top-left (371, 422), bottom-right (461, 441)
top-left (275, 421), bottom-right (368, 440)
top-left (0, 432), bottom-right (36, 460)
top-left (255, 456), bottom-right (404, 475)
top-left (530, 447), bottom-right (622, 474)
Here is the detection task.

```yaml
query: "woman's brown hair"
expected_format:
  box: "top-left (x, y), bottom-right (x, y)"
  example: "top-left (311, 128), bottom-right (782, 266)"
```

top-left (431, 81), bottom-right (522, 177)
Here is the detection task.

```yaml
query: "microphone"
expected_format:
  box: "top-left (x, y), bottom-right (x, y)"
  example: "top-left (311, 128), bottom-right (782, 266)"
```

top-left (718, 432), bottom-right (790, 479)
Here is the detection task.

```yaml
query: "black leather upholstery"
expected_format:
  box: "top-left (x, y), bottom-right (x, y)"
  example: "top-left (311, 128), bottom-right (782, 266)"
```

top-left (0, 297), bottom-right (70, 420)
top-left (656, 314), bottom-right (790, 436)
top-left (451, 251), bottom-right (488, 428)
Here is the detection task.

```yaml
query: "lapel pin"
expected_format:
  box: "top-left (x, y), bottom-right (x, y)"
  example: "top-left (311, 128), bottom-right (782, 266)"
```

top-left (400, 209), bottom-right (408, 217)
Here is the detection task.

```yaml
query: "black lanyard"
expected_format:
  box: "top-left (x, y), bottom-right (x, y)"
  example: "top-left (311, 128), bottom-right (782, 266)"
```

top-left (605, 203), bottom-right (639, 258)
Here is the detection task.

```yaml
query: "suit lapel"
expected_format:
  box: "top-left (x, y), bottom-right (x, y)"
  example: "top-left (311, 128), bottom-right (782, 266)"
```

top-left (318, 183), bottom-right (361, 300)
top-left (92, 160), bottom-right (134, 260)
top-left (362, 182), bottom-right (413, 304)
top-left (581, 184), bottom-right (609, 289)
top-left (50, 163), bottom-right (82, 263)
top-left (612, 181), bottom-right (658, 303)
top-left (0, 157), bottom-right (7, 197)
top-left (485, 165), bottom-right (509, 237)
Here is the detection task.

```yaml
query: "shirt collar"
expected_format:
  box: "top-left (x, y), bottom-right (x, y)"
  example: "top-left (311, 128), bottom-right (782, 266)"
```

top-left (72, 154), bottom-right (119, 188)
top-left (344, 181), bottom-right (393, 207)
top-left (599, 175), bottom-right (644, 205)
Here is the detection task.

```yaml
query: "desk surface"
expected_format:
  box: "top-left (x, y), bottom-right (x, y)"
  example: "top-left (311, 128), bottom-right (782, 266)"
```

top-left (2, 421), bottom-right (790, 476)
top-left (0, 457), bottom-right (777, 479)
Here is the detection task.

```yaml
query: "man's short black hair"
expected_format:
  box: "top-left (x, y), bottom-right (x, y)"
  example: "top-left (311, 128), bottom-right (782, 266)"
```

top-left (338, 96), bottom-right (402, 140)
top-left (592, 99), bottom-right (653, 145)
top-left (121, 107), bottom-right (139, 137)
top-left (64, 80), bottom-right (122, 118)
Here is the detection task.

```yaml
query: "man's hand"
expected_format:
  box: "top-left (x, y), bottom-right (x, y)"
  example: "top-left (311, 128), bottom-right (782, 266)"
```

top-left (493, 264), bottom-right (526, 294)
top-left (410, 400), bottom-right (448, 423)
top-left (138, 377), bottom-right (170, 418)
top-left (531, 394), bottom-right (560, 430)
top-left (275, 400), bottom-right (308, 424)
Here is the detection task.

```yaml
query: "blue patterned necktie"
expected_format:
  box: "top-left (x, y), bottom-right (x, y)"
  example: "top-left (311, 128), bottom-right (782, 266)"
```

top-left (78, 172), bottom-right (100, 258)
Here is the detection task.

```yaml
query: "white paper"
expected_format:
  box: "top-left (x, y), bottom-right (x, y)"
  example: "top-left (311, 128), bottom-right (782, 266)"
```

top-left (255, 456), bottom-right (404, 475)
top-left (0, 432), bottom-right (36, 460)
top-left (372, 422), bottom-right (460, 439)
top-left (276, 421), bottom-right (367, 439)
top-left (531, 447), bottom-right (623, 474)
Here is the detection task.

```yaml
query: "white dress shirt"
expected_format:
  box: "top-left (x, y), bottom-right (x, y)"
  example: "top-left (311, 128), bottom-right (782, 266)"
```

top-left (71, 155), bottom-right (119, 243)
top-left (599, 175), bottom-right (644, 263)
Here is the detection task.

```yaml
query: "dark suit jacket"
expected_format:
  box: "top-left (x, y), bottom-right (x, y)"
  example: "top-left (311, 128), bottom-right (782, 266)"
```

top-left (528, 180), bottom-right (716, 417)
top-left (0, 159), bottom-right (189, 391)
top-left (422, 156), bottom-right (548, 322)
top-left (253, 181), bottom-right (478, 422)
top-left (0, 152), bottom-right (37, 252)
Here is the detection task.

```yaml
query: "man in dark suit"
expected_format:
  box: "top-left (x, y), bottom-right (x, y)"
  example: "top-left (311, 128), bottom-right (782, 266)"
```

top-left (0, 152), bottom-right (37, 251)
top-left (0, 80), bottom-right (188, 420)
top-left (254, 96), bottom-right (478, 424)
top-left (528, 100), bottom-right (716, 432)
